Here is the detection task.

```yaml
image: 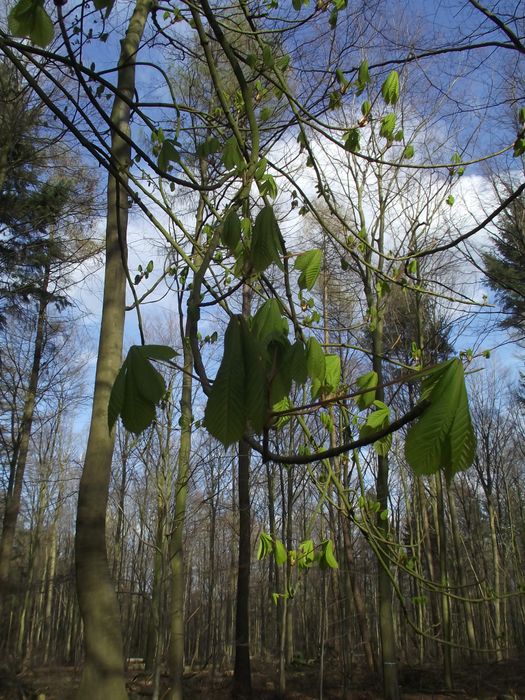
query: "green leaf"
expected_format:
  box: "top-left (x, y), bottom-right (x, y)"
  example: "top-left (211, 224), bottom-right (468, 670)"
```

top-left (287, 341), bottom-right (308, 385)
top-left (294, 248), bottom-right (322, 290)
top-left (196, 136), bottom-right (221, 158)
top-left (513, 137), bottom-right (525, 158)
top-left (298, 539), bottom-right (315, 568)
top-left (204, 316), bottom-right (246, 446)
top-left (221, 211), bottom-right (242, 253)
top-left (324, 354), bottom-right (341, 393)
top-left (158, 140), bottom-right (180, 170)
top-left (140, 345), bottom-right (178, 362)
top-left (319, 539), bottom-right (339, 569)
top-left (357, 59), bottom-right (370, 93)
top-left (446, 195), bottom-right (455, 206)
top-left (405, 359), bottom-right (476, 484)
top-left (258, 174), bottom-right (278, 200)
top-left (361, 100), bottom-right (372, 117)
top-left (381, 70), bottom-right (400, 105)
top-left (257, 532), bottom-right (273, 560)
top-left (379, 113), bottom-right (396, 140)
top-left (108, 345), bottom-right (176, 434)
top-left (9, 0), bottom-right (54, 47)
top-left (403, 144), bottom-right (415, 159)
top-left (222, 136), bottom-right (244, 170)
top-left (204, 316), bottom-right (269, 445)
top-left (355, 370), bottom-right (378, 409)
top-left (306, 337), bottom-right (325, 384)
top-left (252, 300), bottom-right (288, 346)
top-left (519, 106), bottom-right (525, 123)
top-left (343, 128), bottom-right (360, 153)
top-left (274, 538), bottom-right (288, 565)
top-left (251, 206), bottom-right (284, 273)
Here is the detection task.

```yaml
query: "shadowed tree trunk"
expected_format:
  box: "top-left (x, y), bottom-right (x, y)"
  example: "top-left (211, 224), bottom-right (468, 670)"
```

top-left (74, 2), bottom-right (152, 698)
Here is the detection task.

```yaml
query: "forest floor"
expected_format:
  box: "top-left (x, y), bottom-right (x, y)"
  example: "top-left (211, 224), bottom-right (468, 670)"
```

top-left (0, 657), bottom-right (523, 699)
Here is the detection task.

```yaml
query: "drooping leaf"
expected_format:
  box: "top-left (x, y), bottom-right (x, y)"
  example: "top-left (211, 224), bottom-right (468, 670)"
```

top-left (355, 370), bottom-right (378, 409)
top-left (344, 128), bottom-right (360, 153)
top-left (306, 336), bottom-right (325, 384)
top-left (108, 344), bottom-right (177, 434)
top-left (204, 316), bottom-right (246, 446)
top-left (379, 113), bottom-right (396, 140)
top-left (298, 539), bottom-right (315, 568)
top-left (204, 316), bottom-right (270, 445)
top-left (381, 70), bottom-right (400, 105)
top-left (288, 340), bottom-right (309, 385)
top-left (252, 300), bottom-right (288, 346)
top-left (403, 144), bottom-right (415, 159)
top-left (294, 248), bottom-right (322, 291)
top-left (196, 136), bottom-right (221, 158)
top-left (251, 205), bottom-right (284, 273)
top-left (221, 210), bottom-right (242, 253)
top-left (222, 136), bottom-right (244, 170)
top-left (158, 140), bottom-right (180, 170)
top-left (257, 532), bottom-right (273, 560)
top-left (359, 400), bottom-right (391, 456)
top-left (319, 539), bottom-right (339, 569)
top-left (274, 538), bottom-right (288, 565)
top-left (357, 59), bottom-right (370, 93)
top-left (405, 359), bottom-right (476, 484)
top-left (240, 319), bottom-right (268, 433)
top-left (324, 354), bottom-right (341, 393)
top-left (9, 0), bottom-right (54, 47)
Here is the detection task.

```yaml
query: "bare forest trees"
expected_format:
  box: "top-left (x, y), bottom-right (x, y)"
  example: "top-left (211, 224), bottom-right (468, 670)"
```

top-left (0, 1), bottom-right (525, 699)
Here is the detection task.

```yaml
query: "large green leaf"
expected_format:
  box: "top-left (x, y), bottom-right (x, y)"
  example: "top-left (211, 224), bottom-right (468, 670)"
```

top-left (355, 370), bottom-right (378, 409)
top-left (204, 317), bottom-right (246, 446)
top-left (251, 206), bottom-right (284, 273)
top-left (287, 340), bottom-right (308, 385)
top-left (9, 0), bottom-right (54, 47)
top-left (381, 70), bottom-right (400, 105)
top-left (405, 359), bottom-right (476, 483)
top-left (324, 354), bottom-right (341, 393)
top-left (294, 248), bottom-right (322, 290)
top-left (359, 400), bottom-right (391, 456)
top-left (221, 210), bottom-right (242, 254)
top-left (108, 344), bottom-right (177, 434)
top-left (251, 300), bottom-right (288, 346)
top-left (241, 319), bottom-right (268, 433)
top-left (204, 316), bottom-right (269, 445)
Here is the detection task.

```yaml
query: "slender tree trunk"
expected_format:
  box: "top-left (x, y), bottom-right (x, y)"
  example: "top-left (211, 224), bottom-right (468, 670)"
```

top-left (74, 3), bottom-right (151, 698)
top-left (436, 474), bottom-right (453, 689)
top-left (233, 436), bottom-right (252, 699)
top-left (168, 337), bottom-right (193, 700)
top-left (232, 283), bottom-right (252, 699)
top-left (0, 263), bottom-right (50, 594)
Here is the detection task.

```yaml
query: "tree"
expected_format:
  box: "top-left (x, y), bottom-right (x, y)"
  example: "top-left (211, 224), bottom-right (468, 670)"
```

top-left (483, 188), bottom-right (525, 336)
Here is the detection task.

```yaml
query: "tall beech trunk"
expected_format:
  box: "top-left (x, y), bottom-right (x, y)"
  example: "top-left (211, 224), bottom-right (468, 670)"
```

top-left (0, 261), bottom-right (50, 595)
top-left (74, 3), bottom-right (151, 698)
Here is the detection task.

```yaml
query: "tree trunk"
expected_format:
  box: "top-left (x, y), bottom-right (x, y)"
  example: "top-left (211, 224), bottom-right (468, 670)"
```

top-left (168, 337), bottom-right (193, 700)
top-left (233, 436), bottom-right (252, 699)
top-left (74, 3), bottom-right (151, 698)
top-left (0, 262), bottom-right (50, 594)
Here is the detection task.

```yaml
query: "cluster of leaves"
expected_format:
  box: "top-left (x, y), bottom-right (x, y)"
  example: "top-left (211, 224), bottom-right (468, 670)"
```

top-left (202, 299), bottom-right (342, 446)
top-left (257, 532), bottom-right (339, 571)
top-left (108, 345), bottom-right (177, 434)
